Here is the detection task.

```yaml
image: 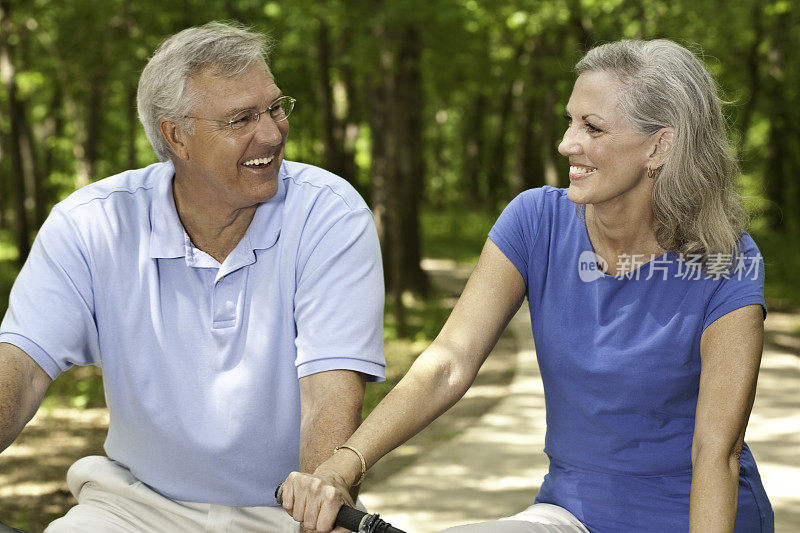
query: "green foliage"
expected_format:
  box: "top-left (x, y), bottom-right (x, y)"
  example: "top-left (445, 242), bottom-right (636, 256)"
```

top-left (1, 0), bottom-right (799, 417)
top-left (753, 231), bottom-right (800, 310)
top-left (421, 208), bottom-right (498, 264)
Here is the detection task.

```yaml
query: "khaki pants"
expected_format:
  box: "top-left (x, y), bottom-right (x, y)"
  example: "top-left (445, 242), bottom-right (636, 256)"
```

top-left (45, 456), bottom-right (301, 533)
top-left (440, 504), bottom-right (590, 533)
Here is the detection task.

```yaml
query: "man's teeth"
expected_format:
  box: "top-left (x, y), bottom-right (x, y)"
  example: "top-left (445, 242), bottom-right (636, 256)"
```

top-left (243, 156), bottom-right (274, 166)
top-left (570, 165), bottom-right (596, 174)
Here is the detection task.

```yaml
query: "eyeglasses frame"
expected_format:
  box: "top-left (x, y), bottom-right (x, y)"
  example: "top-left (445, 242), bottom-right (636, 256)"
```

top-left (184, 95), bottom-right (296, 132)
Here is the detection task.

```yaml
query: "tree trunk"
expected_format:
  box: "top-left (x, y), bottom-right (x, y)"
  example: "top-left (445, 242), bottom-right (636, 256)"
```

top-left (522, 89), bottom-right (543, 190)
top-left (0, 0), bottom-right (30, 263)
top-left (317, 21), bottom-right (347, 180)
top-left (486, 43), bottom-right (523, 204)
top-left (377, 27), bottom-right (407, 336)
top-left (369, 81), bottom-right (389, 254)
top-left (0, 98), bottom-right (6, 228)
top-left (463, 93), bottom-right (486, 205)
top-left (336, 29), bottom-right (359, 187)
top-left (127, 83), bottom-right (138, 169)
top-left (510, 78), bottom-right (533, 197)
top-left (39, 83), bottom-right (64, 225)
top-left (395, 24), bottom-right (427, 295)
top-left (84, 79), bottom-right (104, 180)
top-left (763, 7), bottom-right (787, 230)
top-left (17, 96), bottom-right (40, 229)
top-left (736, 2), bottom-right (765, 161)
top-left (369, 15), bottom-right (405, 334)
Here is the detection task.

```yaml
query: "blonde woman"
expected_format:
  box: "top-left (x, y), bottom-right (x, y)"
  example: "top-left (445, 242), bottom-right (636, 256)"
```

top-left (282, 39), bottom-right (773, 533)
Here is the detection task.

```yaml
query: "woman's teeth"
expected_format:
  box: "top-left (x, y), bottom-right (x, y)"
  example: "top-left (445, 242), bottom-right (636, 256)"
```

top-left (570, 165), bottom-right (596, 175)
top-left (243, 156), bottom-right (274, 167)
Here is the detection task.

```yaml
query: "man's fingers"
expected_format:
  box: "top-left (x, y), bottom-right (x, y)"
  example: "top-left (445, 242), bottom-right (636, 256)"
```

top-left (316, 481), bottom-right (350, 532)
top-left (302, 496), bottom-right (324, 532)
top-left (280, 471), bottom-right (351, 533)
top-left (280, 476), bottom-right (295, 512)
top-left (292, 490), bottom-right (308, 524)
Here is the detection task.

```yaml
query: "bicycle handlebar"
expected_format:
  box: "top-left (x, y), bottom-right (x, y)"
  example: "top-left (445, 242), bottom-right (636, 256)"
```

top-left (275, 483), bottom-right (406, 533)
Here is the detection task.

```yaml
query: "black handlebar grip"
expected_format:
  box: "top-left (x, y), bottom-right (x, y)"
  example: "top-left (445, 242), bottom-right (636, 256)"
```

top-left (337, 506), bottom-right (406, 533)
top-left (335, 504), bottom-right (367, 530)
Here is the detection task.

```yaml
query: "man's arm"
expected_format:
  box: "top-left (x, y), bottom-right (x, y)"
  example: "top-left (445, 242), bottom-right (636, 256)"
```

top-left (290, 369), bottom-right (365, 531)
top-left (690, 304), bottom-right (764, 532)
top-left (0, 343), bottom-right (52, 453)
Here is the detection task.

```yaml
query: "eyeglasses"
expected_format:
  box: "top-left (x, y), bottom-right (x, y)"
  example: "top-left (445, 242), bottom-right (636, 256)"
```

top-left (186, 96), bottom-right (296, 134)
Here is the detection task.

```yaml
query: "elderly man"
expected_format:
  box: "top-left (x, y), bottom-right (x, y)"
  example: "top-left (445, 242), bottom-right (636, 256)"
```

top-left (0, 22), bottom-right (384, 532)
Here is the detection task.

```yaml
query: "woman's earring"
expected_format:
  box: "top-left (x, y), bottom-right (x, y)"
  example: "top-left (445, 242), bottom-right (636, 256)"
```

top-left (647, 166), bottom-right (656, 179)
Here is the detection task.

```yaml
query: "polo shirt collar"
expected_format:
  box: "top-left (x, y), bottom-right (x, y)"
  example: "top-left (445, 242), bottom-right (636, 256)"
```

top-left (149, 162), bottom-right (185, 259)
top-left (149, 161), bottom-right (286, 261)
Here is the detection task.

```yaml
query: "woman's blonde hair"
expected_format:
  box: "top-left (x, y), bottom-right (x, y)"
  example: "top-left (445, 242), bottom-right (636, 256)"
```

top-left (576, 39), bottom-right (747, 263)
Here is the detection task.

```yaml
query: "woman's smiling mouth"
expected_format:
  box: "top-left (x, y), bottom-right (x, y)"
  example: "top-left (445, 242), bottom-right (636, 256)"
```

top-left (569, 165), bottom-right (597, 179)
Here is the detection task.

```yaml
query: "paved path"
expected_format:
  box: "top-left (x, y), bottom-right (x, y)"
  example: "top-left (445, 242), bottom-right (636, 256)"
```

top-left (361, 268), bottom-right (800, 532)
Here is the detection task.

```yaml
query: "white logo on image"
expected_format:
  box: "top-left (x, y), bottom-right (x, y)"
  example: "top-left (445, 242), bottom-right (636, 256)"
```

top-left (578, 251), bottom-right (607, 282)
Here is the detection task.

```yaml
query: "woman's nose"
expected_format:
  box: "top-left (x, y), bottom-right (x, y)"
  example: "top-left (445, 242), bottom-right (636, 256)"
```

top-left (558, 128), bottom-right (580, 157)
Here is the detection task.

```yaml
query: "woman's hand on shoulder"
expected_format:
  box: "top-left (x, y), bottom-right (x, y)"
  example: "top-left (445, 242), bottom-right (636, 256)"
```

top-left (280, 469), bottom-right (353, 533)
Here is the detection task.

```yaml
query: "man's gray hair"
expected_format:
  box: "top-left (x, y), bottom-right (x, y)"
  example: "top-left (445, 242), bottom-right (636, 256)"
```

top-left (137, 21), bottom-right (273, 162)
top-left (576, 39), bottom-right (747, 263)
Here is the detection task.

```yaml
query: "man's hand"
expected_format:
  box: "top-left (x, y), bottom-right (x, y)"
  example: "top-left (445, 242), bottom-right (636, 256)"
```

top-left (280, 469), bottom-right (353, 533)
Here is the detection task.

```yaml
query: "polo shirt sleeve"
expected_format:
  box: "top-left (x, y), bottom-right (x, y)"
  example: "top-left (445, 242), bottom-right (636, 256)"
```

top-left (0, 206), bottom-right (100, 379)
top-left (702, 233), bottom-right (766, 332)
top-left (293, 207), bottom-right (385, 382)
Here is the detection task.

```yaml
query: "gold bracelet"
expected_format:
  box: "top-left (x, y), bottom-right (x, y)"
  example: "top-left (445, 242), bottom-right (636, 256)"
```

top-left (334, 445), bottom-right (366, 486)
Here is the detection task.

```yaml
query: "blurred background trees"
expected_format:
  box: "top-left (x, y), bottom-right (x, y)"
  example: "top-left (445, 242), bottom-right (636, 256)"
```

top-left (1, 0), bottom-right (799, 327)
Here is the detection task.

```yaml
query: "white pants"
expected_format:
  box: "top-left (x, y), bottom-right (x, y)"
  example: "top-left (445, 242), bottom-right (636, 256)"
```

top-left (440, 504), bottom-right (590, 532)
top-left (45, 456), bottom-right (301, 532)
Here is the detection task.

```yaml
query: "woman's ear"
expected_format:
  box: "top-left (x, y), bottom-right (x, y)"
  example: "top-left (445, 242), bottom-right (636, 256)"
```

top-left (160, 118), bottom-right (190, 160)
top-left (649, 127), bottom-right (675, 169)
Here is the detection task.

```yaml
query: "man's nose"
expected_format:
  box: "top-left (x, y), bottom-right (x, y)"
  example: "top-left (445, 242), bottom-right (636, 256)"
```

top-left (254, 114), bottom-right (284, 145)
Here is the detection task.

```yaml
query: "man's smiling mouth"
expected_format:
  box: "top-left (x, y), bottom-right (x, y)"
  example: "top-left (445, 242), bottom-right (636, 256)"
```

top-left (242, 156), bottom-right (274, 167)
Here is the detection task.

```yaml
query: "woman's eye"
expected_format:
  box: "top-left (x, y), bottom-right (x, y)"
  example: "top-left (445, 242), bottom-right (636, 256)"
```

top-left (586, 123), bottom-right (602, 134)
top-left (563, 114), bottom-right (572, 125)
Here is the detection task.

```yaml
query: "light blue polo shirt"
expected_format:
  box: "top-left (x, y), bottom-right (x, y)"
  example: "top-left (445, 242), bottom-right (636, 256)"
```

top-left (0, 160), bottom-right (385, 506)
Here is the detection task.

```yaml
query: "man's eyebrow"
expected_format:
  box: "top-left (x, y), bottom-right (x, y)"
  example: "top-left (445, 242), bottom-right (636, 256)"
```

top-left (223, 105), bottom-right (255, 118)
top-left (223, 93), bottom-right (284, 117)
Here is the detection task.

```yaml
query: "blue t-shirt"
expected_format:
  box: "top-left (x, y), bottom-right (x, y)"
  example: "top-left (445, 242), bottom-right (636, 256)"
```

top-left (0, 160), bottom-right (386, 506)
top-left (489, 187), bottom-right (773, 532)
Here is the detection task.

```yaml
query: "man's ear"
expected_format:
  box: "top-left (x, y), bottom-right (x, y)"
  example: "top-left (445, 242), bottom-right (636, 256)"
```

top-left (160, 119), bottom-right (190, 160)
top-left (649, 127), bottom-right (675, 169)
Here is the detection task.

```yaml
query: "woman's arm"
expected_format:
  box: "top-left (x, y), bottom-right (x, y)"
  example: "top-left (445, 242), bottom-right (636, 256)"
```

top-left (281, 239), bottom-right (526, 532)
top-left (690, 304), bottom-right (764, 532)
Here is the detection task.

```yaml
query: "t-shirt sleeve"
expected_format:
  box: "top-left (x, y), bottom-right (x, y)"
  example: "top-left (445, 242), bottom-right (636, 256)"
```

top-left (293, 208), bottom-right (386, 382)
top-left (702, 234), bottom-right (766, 332)
top-left (0, 207), bottom-right (100, 379)
top-left (487, 188), bottom-right (546, 287)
